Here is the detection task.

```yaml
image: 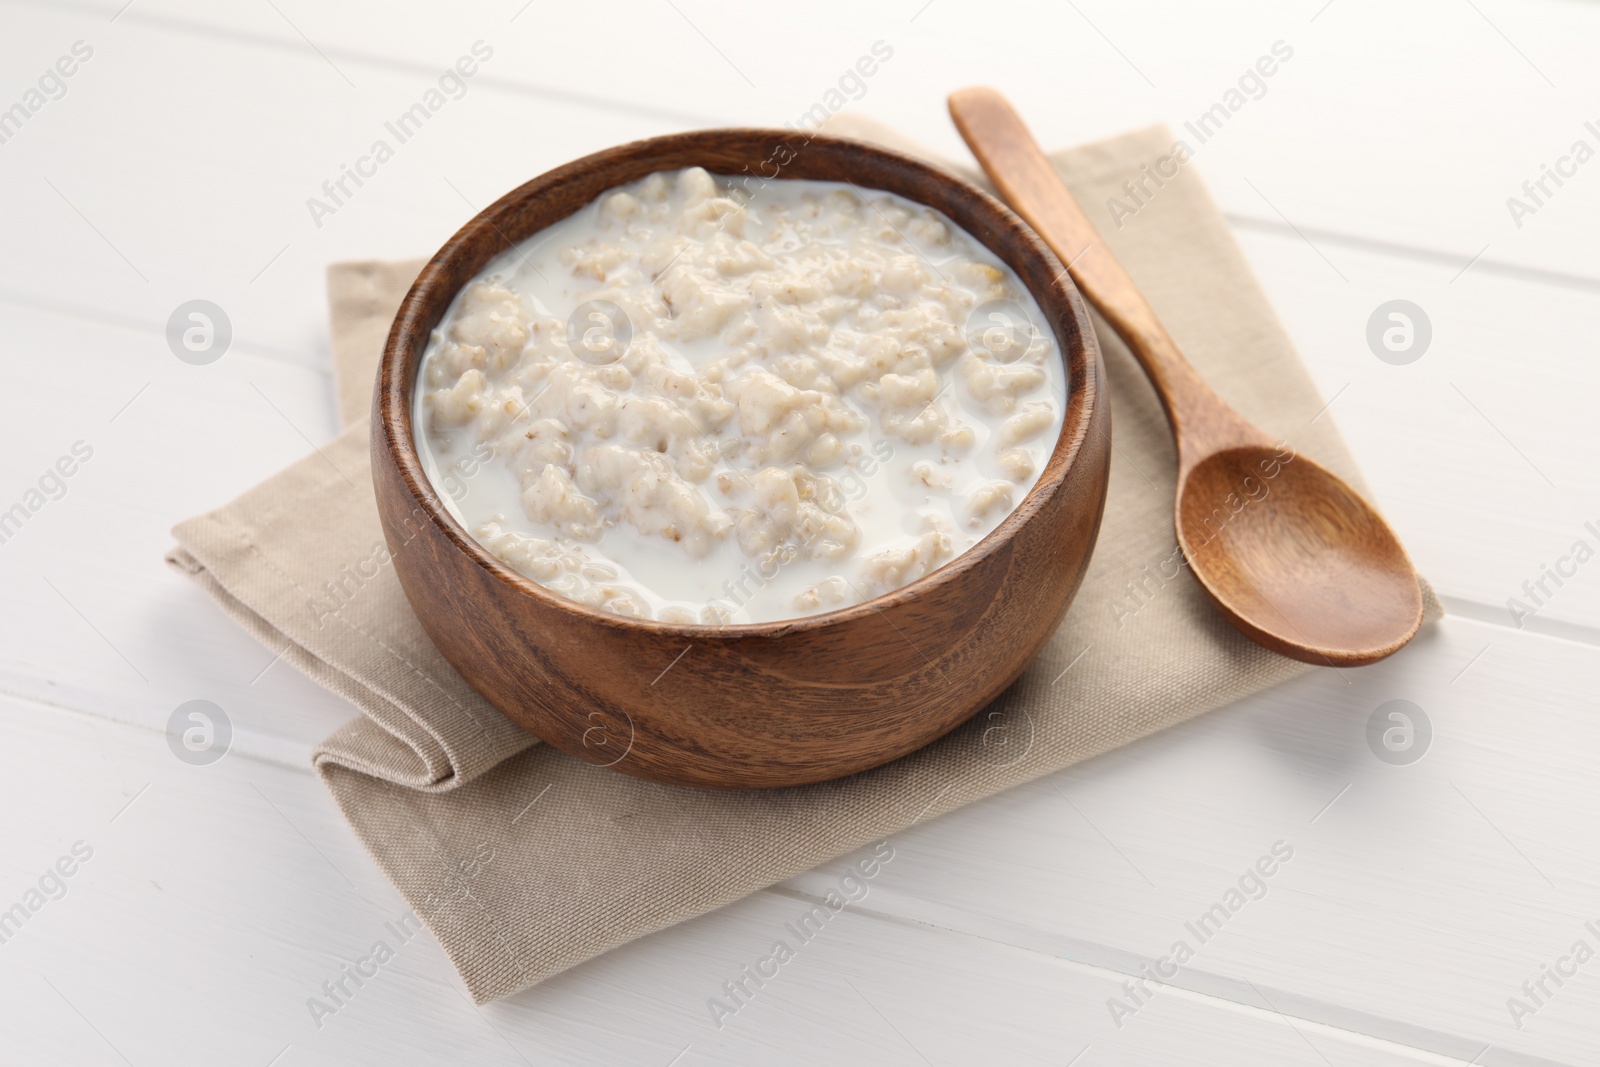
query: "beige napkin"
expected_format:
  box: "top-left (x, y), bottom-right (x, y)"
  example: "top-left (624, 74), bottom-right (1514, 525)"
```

top-left (167, 115), bottom-right (1439, 1003)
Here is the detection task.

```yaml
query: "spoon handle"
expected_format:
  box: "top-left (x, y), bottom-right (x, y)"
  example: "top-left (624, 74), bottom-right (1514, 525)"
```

top-left (948, 87), bottom-right (1264, 464)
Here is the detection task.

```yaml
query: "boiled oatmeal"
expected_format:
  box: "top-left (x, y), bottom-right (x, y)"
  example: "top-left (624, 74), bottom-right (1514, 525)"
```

top-left (414, 167), bottom-right (1065, 623)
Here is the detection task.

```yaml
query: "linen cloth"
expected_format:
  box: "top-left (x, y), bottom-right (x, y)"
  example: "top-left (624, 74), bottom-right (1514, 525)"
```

top-left (167, 115), bottom-right (1439, 1002)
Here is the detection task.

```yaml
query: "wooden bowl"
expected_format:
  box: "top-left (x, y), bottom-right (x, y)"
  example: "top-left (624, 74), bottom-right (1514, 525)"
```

top-left (371, 129), bottom-right (1109, 789)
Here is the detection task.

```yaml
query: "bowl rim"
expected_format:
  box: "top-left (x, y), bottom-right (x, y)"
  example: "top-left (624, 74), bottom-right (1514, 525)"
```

top-left (376, 127), bottom-right (1102, 640)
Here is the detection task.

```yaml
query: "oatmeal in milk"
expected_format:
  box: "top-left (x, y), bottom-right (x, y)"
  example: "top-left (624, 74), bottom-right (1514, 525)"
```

top-left (414, 167), bottom-right (1066, 623)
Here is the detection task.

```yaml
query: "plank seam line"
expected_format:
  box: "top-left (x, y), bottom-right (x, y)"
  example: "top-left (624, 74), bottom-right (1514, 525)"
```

top-left (1225, 213), bottom-right (1600, 294)
top-left (1439, 596), bottom-right (1600, 649)
top-left (10, 0), bottom-right (720, 130)
top-left (0, 681), bottom-right (317, 776)
top-left (768, 885), bottom-right (1572, 1067)
top-left (0, 287), bottom-right (335, 376)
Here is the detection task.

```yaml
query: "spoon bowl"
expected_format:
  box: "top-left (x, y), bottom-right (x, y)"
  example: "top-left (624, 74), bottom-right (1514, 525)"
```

top-left (1177, 445), bottom-right (1422, 665)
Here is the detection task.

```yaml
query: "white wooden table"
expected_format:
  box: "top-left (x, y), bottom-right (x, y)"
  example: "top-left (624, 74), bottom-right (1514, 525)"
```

top-left (3, 1), bottom-right (1597, 1063)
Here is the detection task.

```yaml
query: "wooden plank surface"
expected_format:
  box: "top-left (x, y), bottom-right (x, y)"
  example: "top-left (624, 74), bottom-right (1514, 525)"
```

top-left (791, 616), bottom-right (1600, 1065)
top-left (0, 693), bottom-right (1512, 1066)
top-left (1, 0), bottom-right (1596, 1062)
top-left (15, 0), bottom-right (1600, 278)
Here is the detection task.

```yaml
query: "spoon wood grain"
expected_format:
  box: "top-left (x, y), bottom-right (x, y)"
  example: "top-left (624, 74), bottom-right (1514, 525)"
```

top-left (949, 87), bottom-right (1423, 667)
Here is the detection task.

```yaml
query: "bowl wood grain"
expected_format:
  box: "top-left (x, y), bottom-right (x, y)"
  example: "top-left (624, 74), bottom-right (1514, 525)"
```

top-left (372, 128), bottom-right (1109, 788)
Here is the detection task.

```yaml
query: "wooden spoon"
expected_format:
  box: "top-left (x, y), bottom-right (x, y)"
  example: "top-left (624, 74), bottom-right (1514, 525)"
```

top-left (949, 87), bottom-right (1423, 666)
